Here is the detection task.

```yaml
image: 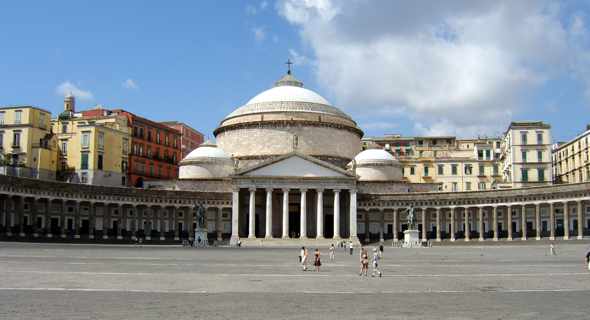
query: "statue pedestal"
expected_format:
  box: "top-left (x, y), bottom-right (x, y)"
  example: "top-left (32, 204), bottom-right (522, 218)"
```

top-left (402, 229), bottom-right (421, 248)
top-left (194, 228), bottom-right (208, 248)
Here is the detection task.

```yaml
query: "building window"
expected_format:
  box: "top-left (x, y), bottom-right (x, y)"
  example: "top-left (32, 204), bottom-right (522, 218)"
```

top-left (485, 149), bottom-right (491, 160)
top-left (12, 131), bottom-right (21, 147)
top-left (81, 132), bottom-right (90, 148)
top-left (521, 132), bottom-right (528, 145)
top-left (0, 131), bottom-right (3, 148)
top-left (81, 153), bottom-right (89, 170)
top-left (464, 164), bottom-right (473, 175)
top-left (451, 164), bottom-right (458, 175)
top-left (538, 168), bottom-right (545, 181)
top-left (173, 138), bottom-right (178, 148)
top-left (150, 164), bottom-right (154, 176)
top-left (122, 139), bottom-right (129, 154)
top-left (537, 150), bottom-right (543, 162)
top-left (133, 127), bottom-right (138, 137)
top-left (521, 168), bottom-right (529, 182)
top-left (522, 151), bottom-right (527, 162)
top-left (477, 150), bottom-right (484, 160)
top-left (62, 123), bottom-right (68, 134)
top-left (165, 135), bottom-right (169, 146)
top-left (172, 152), bottom-right (177, 163)
top-left (465, 182), bottom-right (471, 191)
top-left (478, 165), bottom-right (485, 176)
top-left (437, 164), bottom-right (444, 175)
top-left (14, 110), bottom-right (22, 124)
top-left (139, 127), bottom-right (144, 139)
top-left (537, 132), bottom-right (543, 144)
top-left (478, 182), bottom-right (486, 190)
top-left (452, 182), bottom-right (458, 192)
top-left (39, 112), bottom-right (46, 129)
top-left (147, 148), bottom-right (152, 158)
top-left (424, 166), bottom-right (429, 177)
top-left (156, 131), bottom-right (161, 144)
top-left (98, 132), bottom-right (104, 150)
top-left (410, 166), bottom-right (415, 175)
top-left (0, 112), bottom-right (4, 124)
top-left (80, 172), bottom-right (88, 184)
top-left (122, 160), bottom-right (128, 172)
top-left (493, 165), bottom-right (499, 176)
top-left (97, 154), bottom-right (103, 170)
top-left (61, 141), bottom-right (68, 155)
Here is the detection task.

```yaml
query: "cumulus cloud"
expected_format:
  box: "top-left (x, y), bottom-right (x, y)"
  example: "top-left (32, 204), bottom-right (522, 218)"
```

top-left (278, 0), bottom-right (588, 136)
top-left (122, 78), bottom-right (139, 90)
top-left (55, 81), bottom-right (94, 101)
top-left (252, 26), bottom-right (266, 42)
top-left (288, 48), bottom-right (310, 66)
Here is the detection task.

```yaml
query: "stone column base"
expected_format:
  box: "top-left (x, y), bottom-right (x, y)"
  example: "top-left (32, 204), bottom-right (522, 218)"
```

top-left (478, 237), bottom-right (484, 242)
top-left (89, 234), bottom-right (94, 240)
top-left (6, 232), bottom-right (12, 236)
top-left (563, 236), bottom-right (569, 240)
top-left (146, 236), bottom-right (151, 241)
top-left (549, 236), bottom-right (555, 240)
top-left (118, 236), bottom-right (124, 240)
top-left (46, 234), bottom-right (53, 238)
top-left (60, 234), bottom-right (66, 239)
top-left (159, 236), bottom-right (165, 240)
top-left (33, 233), bottom-right (39, 238)
top-left (577, 235), bottom-right (584, 240)
top-left (521, 237), bottom-right (527, 241)
top-left (174, 236), bottom-right (180, 241)
top-left (19, 232), bottom-right (25, 237)
top-left (102, 235), bottom-right (109, 240)
top-left (436, 238), bottom-right (441, 242)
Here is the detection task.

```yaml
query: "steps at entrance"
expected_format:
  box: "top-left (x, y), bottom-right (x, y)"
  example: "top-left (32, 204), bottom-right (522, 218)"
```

top-left (238, 238), bottom-right (360, 248)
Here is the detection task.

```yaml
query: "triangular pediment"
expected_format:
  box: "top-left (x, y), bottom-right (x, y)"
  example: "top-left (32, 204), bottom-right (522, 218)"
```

top-left (236, 153), bottom-right (353, 178)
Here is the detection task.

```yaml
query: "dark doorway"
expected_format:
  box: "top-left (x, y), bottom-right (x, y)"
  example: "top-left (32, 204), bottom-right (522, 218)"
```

top-left (67, 218), bottom-right (73, 231)
top-left (81, 219), bottom-right (89, 235)
top-left (325, 214), bottom-right (334, 238)
top-left (134, 177), bottom-right (144, 188)
top-left (50, 218), bottom-right (59, 235)
top-left (387, 224), bottom-right (393, 235)
top-left (255, 214), bottom-right (261, 237)
top-left (113, 220), bottom-right (119, 237)
top-left (289, 212), bottom-right (299, 237)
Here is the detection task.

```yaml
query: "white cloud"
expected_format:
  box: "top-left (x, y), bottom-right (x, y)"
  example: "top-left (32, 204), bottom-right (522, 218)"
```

top-left (55, 81), bottom-right (94, 101)
top-left (252, 26), bottom-right (266, 42)
top-left (288, 48), bottom-right (310, 66)
top-left (278, 0), bottom-right (587, 136)
top-left (122, 78), bottom-right (139, 90)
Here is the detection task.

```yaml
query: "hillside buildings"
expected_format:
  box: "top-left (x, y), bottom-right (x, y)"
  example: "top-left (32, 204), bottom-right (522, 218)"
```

top-left (161, 121), bottom-right (204, 159)
top-left (552, 125), bottom-right (590, 184)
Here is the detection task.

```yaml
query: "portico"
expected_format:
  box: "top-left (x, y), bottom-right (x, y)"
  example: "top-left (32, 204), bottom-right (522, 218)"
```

top-left (229, 152), bottom-right (359, 246)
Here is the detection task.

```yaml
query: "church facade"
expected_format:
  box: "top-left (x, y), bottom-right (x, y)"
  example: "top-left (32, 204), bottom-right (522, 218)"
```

top-left (1, 71), bottom-right (589, 246)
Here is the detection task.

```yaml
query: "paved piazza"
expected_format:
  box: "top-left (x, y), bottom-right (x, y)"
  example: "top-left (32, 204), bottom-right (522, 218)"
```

top-left (0, 242), bottom-right (589, 319)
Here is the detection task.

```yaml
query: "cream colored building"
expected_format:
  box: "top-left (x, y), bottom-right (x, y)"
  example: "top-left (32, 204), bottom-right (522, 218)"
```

top-left (0, 106), bottom-right (58, 180)
top-left (361, 136), bottom-right (502, 192)
top-left (499, 121), bottom-right (552, 188)
top-left (52, 96), bottom-right (130, 186)
top-left (552, 125), bottom-right (590, 184)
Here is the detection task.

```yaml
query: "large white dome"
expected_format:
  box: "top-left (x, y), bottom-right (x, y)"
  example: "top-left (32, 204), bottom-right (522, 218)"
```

top-left (182, 141), bottom-right (230, 162)
top-left (354, 149), bottom-right (396, 162)
top-left (247, 85), bottom-right (330, 105)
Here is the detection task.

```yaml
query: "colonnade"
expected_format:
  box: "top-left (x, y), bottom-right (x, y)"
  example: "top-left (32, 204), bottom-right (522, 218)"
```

top-left (360, 199), bottom-right (589, 242)
top-left (0, 195), bottom-right (231, 241)
top-left (231, 187), bottom-right (358, 242)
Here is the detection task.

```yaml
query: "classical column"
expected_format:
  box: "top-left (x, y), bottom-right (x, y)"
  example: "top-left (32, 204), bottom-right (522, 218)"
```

top-left (89, 202), bottom-right (96, 240)
top-left (379, 208), bottom-right (385, 242)
top-left (316, 189), bottom-right (324, 239)
top-left (464, 208), bottom-right (470, 242)
top-left (549, 202), bottom-right (555, 240)
top-left (103, 205), bottom-right (110, 240)
top-left (421, 208), bottom-right (427, 242)
top-left (300, 189), bottom-right (307, 239)
top-left (173, 206), bottom-right (179, 240)
top-left (563, 202), bottom-right (570, 240)
top-left (265, 188), bottom-right (273, 239)
top-left (492, 206), bottom-right (498, 241)
top-left (535, 203), bottom-right (541, 240)
top-left (60, 200), bottom-right (66, 238)
top-left (435, 208), bottom-right (441, 242)
top-left (230, 187), bottom-right (239, 245)
top-left (333, 189), bottom-right (341, 239)
top-left (74, 202), bottom-right (81, 239)
top-left (187, 206), bottom-right (194, 241)
top-left (18, 197), bottom-right (25, 237)
top-left (507, 206), bottom-right (513, 241)
top-left (392, 208), bottom-right (399, 242)
top-left (450, 207), bottom-right (456, 241)
top-left (282, 188), bottom-right (289, 239)
top-left (577, 200), bottom-right (583, 240)
top-left (216, 207), bottom-right (223, 241)
top-left (521, 205), bottom-right (527, 241)
top-left (159, 206), bottom-right (166, 240)
top-left (350, 189), bottom-right (358, 241)
top-left (248, 187), bottom-right (256, 239)
top-left (478, 207), bottom-right (484, 241)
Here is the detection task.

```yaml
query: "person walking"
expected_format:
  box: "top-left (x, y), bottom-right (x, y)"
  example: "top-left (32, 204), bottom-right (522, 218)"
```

top-left (372, 248), bottom-right (382, 278)
top-left (549, 243), bottom-right (557, 256)
top-left (379, 243), bottom-right (384, 258)
top-left (329, 244), bottom-right (335, 262)
top-left (302, 247), bottom-right (309, 271)
top-left (359, 247), bottom-right (369, 277)
top-left (299, 247), bottom-right (304, 264)
top-left (349, 241), bottom-right (354, 255)
top-left (585, 250), bottom-right (590, 271)
top-left (314, 248), bottom-right (322, 272)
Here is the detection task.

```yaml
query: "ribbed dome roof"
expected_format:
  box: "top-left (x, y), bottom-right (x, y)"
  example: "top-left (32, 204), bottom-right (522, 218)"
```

top-left (354, 149), bottom-right (397, 162)
top-left (182, 140), bottom-right (230, 162)
top-left (223, 72), bottom-right (352, 120)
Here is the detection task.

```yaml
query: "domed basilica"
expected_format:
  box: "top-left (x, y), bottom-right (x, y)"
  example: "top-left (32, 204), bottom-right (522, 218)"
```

top-left (169, 69), bottom-right (420, 246)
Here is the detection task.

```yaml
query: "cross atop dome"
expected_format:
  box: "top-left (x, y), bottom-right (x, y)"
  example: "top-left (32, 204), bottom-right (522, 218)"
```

top-left (285, 58), bottom-right (293, 75)
top-left (275, 59), bottom-right (303, 88)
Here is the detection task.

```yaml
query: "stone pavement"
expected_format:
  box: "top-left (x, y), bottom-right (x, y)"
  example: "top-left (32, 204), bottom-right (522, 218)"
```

top-left (0, 242), bottom-right (589, 319)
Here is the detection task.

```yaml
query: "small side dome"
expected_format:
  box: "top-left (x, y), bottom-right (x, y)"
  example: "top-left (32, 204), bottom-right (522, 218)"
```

top-left (179, 140), bottom-right (233, 179)
top-left (182, 140), bottom-right (230, 163)
top-left (349, 149), bottom-right (402, 181)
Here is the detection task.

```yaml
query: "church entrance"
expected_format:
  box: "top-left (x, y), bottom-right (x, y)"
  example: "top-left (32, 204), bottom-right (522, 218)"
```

top-left (289, 212), bottom-right (299, 238)
top-left (324, 214), bottom-right (334, 238)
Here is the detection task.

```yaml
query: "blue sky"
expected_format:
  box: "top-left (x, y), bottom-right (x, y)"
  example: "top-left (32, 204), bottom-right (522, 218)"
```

top-left (1, 1), bottom-right (589, 143)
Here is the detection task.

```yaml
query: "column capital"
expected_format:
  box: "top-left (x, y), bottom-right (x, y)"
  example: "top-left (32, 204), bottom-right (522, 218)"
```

top-left (265, 188), bottom-right (273, 193)
top-left (248, 187), bottom-right (257, 192)
top-left (281, 188), bottom-right (290, 193)
top-left (232, 186), bottom-right (241, 192)
top-left (316, 188), bottom-right (324, 193)
top-left (300, 188), bottom-right (308, 193)
top-left (333, 188), bottom-right (341, 193)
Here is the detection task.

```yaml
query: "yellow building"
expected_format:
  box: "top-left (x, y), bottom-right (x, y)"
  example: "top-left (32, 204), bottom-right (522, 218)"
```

top-left (362, 135), bottom-right (502, 192)
top-left (552, 124), bottom-right (590, 184)
top-left (52, 96), bottom-right (130, 186)
top-left (0, 105), bottom-right (58, 180)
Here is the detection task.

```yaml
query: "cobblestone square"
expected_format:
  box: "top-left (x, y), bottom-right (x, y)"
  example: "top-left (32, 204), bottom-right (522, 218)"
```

top-left (1, 242), bottom-right (590, 319)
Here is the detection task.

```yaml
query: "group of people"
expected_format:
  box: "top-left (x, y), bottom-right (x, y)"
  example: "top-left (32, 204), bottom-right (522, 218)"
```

top-left (299, 243), bottom-right (384, 278)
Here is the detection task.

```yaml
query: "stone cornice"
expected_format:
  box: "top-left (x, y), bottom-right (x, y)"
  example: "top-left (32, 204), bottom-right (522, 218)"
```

top-left (213, 119), bottom-right (364, 137)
